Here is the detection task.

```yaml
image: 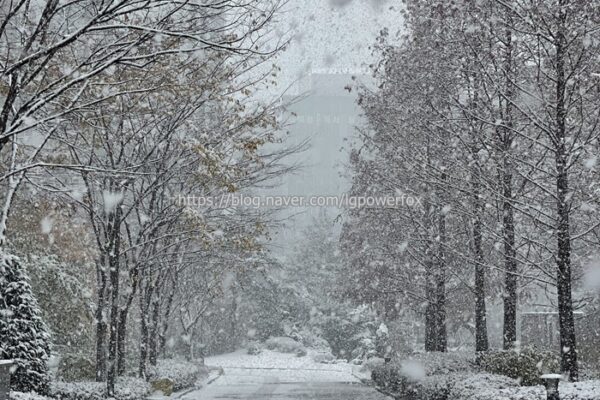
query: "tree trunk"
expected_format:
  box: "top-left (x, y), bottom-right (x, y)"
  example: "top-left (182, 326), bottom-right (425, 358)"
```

top-left (435, 196), bottom-right (447, 352)
top-left (473, 170), bottom-right (489, 352)
top-left (139, 299), bottom-right (149, 378)
top-left (106, 247), bottom-right (121, 395)
top-left (554, 3), bottom-right (578, 379)
top-left (106, 205), bottom-right (122, 396)
top-left (502, 151), bottom-right (517, 350)
top-left (149, 298), bottom-right (160, 366)
top-left (117, 267), bottom-right (139, 375)
top-left (501, 19), bottom-right (518, 351)
top-left (424, 199), bottom-right (438, 352)
top-left (117, 309), bottom-right (128, 376)
top-left (95, 261), bottom-right (108, 382)
top-left (158, 278), bottom-right (176, 357)
top-left (139, 277), bottom-right (154, 379)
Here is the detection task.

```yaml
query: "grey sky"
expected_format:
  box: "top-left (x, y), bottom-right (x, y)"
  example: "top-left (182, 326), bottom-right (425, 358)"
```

top-left (276, 0), bottom-right (404, 90)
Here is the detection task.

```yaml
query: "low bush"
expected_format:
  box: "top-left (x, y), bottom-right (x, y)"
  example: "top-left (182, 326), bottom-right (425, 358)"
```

top-left (477, 348), bottom-right (560, 386)
top-left (11, 393), bottom-right (52, 400)
top-left (150, 378), bottom-right (174, 396)
top-left (265, 337), bottom-right (305, 354)
top-left (361, 357), bottom-right (385, 373)
top-left (372, 352), bottom-right (478, 399)
top-left (312, 352), bottom-right (337, 364)
top-left (50, 377), bottom-right (149, 400)
top-left (447, 373), bottom-right (520, 400)
top-left (146, 359), bottom-right (206, 392)
top-left (56, 355), bottom-right (96, 382)
top-left (247, 342), bottom-right (262, 355)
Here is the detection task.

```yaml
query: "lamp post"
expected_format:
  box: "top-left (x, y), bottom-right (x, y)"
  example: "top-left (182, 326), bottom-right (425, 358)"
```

top-left (541, 374), bottom-right (562, 400)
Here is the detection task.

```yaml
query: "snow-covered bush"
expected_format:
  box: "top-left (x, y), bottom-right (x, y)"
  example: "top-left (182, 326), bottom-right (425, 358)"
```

top-left (406, 352), bottom-right (478, 376)
top-left (56, 354), bottom-right (95, 382)
top-left (350, 336), bottom-right (377, 364)
top-left (50, 377), bottom-right (149, 400)
top-left (265, 337), bottom-right (305, 353)
top-left (361, 357), bottom-right (385, 373)
top-left (0, 253), bottom-right (51, 394)
top-left (448, 377), bottom-right (600, 400)
top-left (312, 352), bottom-right (337, 364)
top-left (24, 255), bottom-right (94, 354)
top-left (372, 352), bottom-right (479, 398)
top-left (247, 342), bottom-right (262, 355)
top-left (372, 363), bottom-right (461, 399)
top-left (313, 304), bottom-right (382, 362)
top-left (295, 327), bottom-right (332, 352)
top-left (10, 392), bottom-right (52, 400)
top-left (477, 348), bottom-right (560, 386)
top-left (375, 323), bottom-right (390, 357)
top-left (146, 359), bottom-right (206, 392)
top-left (447, 373), bottom-right (520, 400)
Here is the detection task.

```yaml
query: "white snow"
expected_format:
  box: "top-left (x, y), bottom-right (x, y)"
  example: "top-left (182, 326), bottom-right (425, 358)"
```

top-left (102, 190), bottom-right (124, 214)
top-left (40, 217), bottom-right (53, 234)
top-left (400, 360), bottom-right (427, 381)
top-left (204, 349), bottom-right (360, 384)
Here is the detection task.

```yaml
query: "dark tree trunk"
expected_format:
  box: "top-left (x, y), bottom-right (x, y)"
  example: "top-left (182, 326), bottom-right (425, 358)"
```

top-left (424, 198), bottom-right (437, 352)
top-left (473, 171), bottom-right (489, 352)
top-left (139, 301), bottom-right (149, 378)
top-left (106, 208), bottom-right (122, 396)
top-left (502, 151), bottom-right (517, 350)
top-left (117, 267), bottom-right (139, 375)
top-left (149, 298), bottom-right (160, 366)
top-left (95, 260), bottom-right (108, 382)
top-left (139, 277), bottom-right (154, 379)
top-left (158, 277), bottom-right (176, 357)
top-left (554, 3), bottom-right (578, 379)
top-left (501, 19), bottom-right (518, 351)
top-left (435, 197), bottom-right (447, 352)
top-left (117, 309), bottom-right (128, 376)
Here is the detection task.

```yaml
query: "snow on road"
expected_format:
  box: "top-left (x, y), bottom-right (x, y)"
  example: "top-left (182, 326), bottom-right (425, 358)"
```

top-left (181, 350), bottom-right (390, 399)
top-left (205, 349), bottom-right (360, 383)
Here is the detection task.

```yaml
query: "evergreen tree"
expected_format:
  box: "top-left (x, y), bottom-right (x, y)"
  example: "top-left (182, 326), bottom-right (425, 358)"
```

top-left (0, 253), bottom-right (50, 394)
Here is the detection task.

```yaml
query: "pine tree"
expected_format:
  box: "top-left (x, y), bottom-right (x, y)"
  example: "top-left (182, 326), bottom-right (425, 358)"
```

top-left (0, 253), bottom-right (50, 394)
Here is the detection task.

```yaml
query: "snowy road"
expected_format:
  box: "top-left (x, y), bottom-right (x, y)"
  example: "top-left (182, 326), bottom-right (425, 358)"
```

top-left (181, 350), bottom-right (391, 400)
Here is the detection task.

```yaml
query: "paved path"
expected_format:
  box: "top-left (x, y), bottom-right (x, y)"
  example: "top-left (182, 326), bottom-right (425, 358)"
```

top-left (181, 350), bottom-right (391, 400)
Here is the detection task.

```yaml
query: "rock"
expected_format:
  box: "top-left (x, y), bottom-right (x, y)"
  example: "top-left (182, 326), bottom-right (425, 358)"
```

top-left (295, 348), bottom-right (308, 357)
top-left (247, 343), bottom-right (262, 355)
top-left (151, 378), bottom-right (174, 396)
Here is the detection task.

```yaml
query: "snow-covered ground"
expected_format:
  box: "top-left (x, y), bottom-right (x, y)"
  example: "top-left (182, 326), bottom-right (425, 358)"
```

top-left (180, 350), bottom-right (390, 399)
top-left (204, 349), bottom-right (360, 383)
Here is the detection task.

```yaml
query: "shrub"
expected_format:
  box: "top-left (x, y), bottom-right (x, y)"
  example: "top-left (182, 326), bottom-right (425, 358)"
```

top-left (56, 354), bottom-right (96, 382)
top-left (361, 357), bottom-right (385, 373)
top-left (372, 362), bottom-right (403, 392)
top-left (477, 348), bottom-right (560, 386)
top-left (312, 352), bottom-right (336, 364)
top-left (265, 337), bottom-right (305, 353)
top-left (50, 377), bottom-right (149, 400)
top-left (247, 342), bottom-right (262, 355)
top-left (447, 373), bottom-right (520, 400)
top-left (372, 362), bottom-right (460, 400)
top-left (150, 378), bottom-right (174, 396)
top-left (146, 359), bottom-right (206, 392)
top-left (0, 253), bottom-right (51, 394)
top-left (372, 352), bottom-right (479, 399)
